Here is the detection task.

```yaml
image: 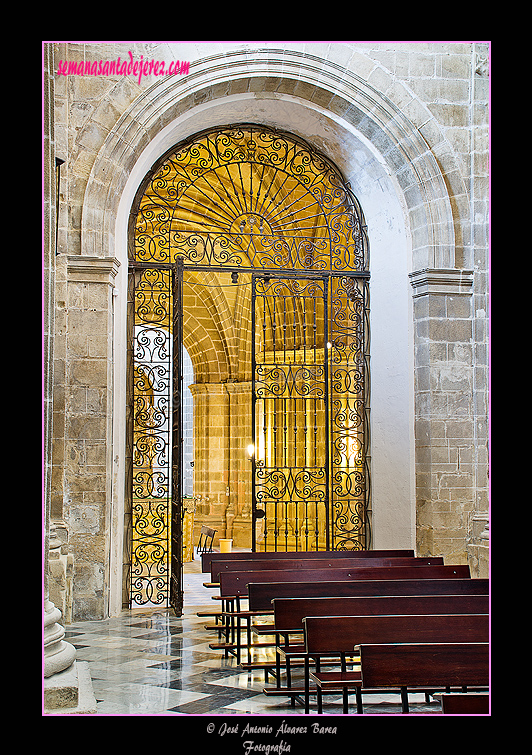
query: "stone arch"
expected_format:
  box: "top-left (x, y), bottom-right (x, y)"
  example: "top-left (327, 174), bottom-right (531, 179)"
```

top-left (182, 268), bottom-right (235, 384)
top-left (182, 311), bottom-right (227, 385)
top-left (81, 47), bottom-right (466, 273)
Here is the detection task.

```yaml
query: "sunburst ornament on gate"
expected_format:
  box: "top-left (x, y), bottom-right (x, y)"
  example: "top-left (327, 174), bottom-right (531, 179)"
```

top-left (132, 125), bottom-right (368, 272)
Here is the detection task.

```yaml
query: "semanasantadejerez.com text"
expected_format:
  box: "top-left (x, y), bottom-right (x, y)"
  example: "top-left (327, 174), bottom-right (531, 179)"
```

top-left (56, 51), bottom-right (190, 85)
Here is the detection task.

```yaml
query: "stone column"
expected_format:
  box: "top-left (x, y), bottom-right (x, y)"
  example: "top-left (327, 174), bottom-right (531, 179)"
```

top-left (43, 37), bottom-right (77, 689)
top-left (410, 268), bottom-right (481, 564)
top-left (189, 383), bottom-right (230, 542)
top-left (189, 381), bottom-right (254, 548)
top-left (225, 381), bottom-right (253, 547)
top-left (43, 41), bottom-right (96, 714)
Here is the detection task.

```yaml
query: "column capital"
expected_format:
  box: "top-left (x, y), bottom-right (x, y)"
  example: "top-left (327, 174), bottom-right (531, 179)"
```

top-left (67, 255), bottom-right (121, 285)
top-left (188, 382), bottom-right (228, 397)
top-left (224, 380), bottom-right (252, 394)
top-left (409, 268), bottom-right (474, 297)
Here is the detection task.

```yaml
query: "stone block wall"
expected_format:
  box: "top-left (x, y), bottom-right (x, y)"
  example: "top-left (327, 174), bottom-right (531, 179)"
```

top-left (58, 256), bottom-right (119, 620)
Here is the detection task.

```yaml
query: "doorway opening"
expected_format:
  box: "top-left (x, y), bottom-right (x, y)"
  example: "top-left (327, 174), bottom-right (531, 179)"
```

top-left (125, 125), bottom-right (370, 613)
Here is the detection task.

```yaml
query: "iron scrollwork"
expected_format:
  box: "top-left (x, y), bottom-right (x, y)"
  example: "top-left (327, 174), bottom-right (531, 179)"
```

top-left (252, 275), bottom-right (330, 551)
top-left (128, 125), bottom-right (370, 606)
top-left (329, 276), bottom-right (370, 550)
top-left (132, 125), bottom-right (368, 273)
top-left (130, 268), bottom-right (173, 606)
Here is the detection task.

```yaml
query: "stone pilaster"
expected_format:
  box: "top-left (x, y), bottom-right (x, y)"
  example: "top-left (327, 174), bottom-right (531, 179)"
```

top-left (410, 268), bottom-right (486, 565)
top-left (64, 255), bottom-right (120, 620)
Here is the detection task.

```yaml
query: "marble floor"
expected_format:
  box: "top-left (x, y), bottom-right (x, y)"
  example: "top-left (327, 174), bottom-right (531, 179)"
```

top-left (64, 558), bottom-right (454, 720)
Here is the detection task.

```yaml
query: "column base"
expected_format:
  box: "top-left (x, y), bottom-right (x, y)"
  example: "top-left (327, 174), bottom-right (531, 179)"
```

top-left (43, 661), bottom-right (97, 715)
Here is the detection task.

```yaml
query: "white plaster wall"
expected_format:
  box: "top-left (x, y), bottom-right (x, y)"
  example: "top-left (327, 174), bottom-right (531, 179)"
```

top-left (355, 156), bottom-right (415, 549)
top-left (109, 92), bottom-right (415, 610)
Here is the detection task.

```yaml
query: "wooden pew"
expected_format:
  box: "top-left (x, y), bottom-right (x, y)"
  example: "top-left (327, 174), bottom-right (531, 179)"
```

top-left (197, 549), bottom-right (415, 623)
top-left (266, 594), bottom-right (488, 703)
top-left (208, 565), bottom-right (471, 665)
top-left (247, 577), bottom-right (489, 613)
top-left (440, 692), bottom-right (490, 714)
top-left (304, 615), bottom-right (489, 714)
top-left (217, 564), bottom-right (471, 603)
top-left (209, 556), bottom-right (443, 584)
top-left (272, 593), bottom-right (489, 635)
top-left (249, 578), bottom-right (489, 655)
top-left (359, 642), bottom-right (489, 713)
top-left (201, 549), bottom-right (416, 573)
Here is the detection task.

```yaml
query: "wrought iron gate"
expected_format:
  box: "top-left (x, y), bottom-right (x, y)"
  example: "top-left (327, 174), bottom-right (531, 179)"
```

top-left (251, 272), bottom-right (370, 551)
top-left (127, 124), bottom-right (370, 611)
top-left (328, 274), bottom-right (370, 550)
top-left (126, 261), bottom-right (184, 614)
top-left (251, 273), bottom-right (329, 550)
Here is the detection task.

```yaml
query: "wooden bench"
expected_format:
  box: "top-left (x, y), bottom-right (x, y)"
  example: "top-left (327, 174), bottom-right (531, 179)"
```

top-left (304, 615), bottom-right (489, 714)
top-left (201, 548), bottom-right (416, 573)
top-left (209, 556), bottom-right (444, 584)
top-left (272, 593), bottom-right (489, 635)
top-left (198, 549), bottom-right (416, 624)
top-left (216, 564), bottom-right (471, 603)
top-left (208, 565), bottom-right (471, 666)
top-left (265, 594), bottom-right (488, 703)
top-left (247, 577), bottom-right (489, 613)
top-left (359, 642), bottom-right (490, 713)
top-left (250, 577), bottom-right (488, 657)
top-left (439, 692), bottom-right (490, 714)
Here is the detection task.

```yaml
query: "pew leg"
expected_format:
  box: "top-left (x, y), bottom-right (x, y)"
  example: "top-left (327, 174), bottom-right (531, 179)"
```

top-left (355, 687), bottom-right (363, 714)
top-left (286, 658), bottom-right (293, 690)
top-left (400, 687), bottom-right (409, 714)
top-left (342, 688), bottom-right (348, 714)
top-left (246, 617), bottom-right (252, 664)
top-left (304, 657), bottom-right (310, 714)
top-left (341, 654), bottom-right (348, 714)
top-left (236, 615), bottom-right (241, 664)
top-left (308, 657), bottom-right (321, 714)
top-left (223, 599), bottom-right (233, 658)
top-left (215, 599), bottom-right (225, 640)
top-left (286, 657), bottom-right (296, 707)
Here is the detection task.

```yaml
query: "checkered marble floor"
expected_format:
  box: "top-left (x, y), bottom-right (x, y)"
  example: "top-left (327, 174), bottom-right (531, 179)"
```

top-left (64, 559), bottom-right (444, 718)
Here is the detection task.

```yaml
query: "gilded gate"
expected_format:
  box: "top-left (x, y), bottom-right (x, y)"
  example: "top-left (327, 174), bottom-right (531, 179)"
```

top-left (127, 125), bottom-right (370, 610)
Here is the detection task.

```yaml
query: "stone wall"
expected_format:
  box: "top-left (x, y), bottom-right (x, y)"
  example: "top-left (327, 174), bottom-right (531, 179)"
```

top-left (46, 41), bottom-right (490, 619)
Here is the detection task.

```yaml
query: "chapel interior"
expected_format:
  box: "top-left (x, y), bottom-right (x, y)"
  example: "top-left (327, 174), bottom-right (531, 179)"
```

top-left (42, 41), bottom-right (490, 717)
